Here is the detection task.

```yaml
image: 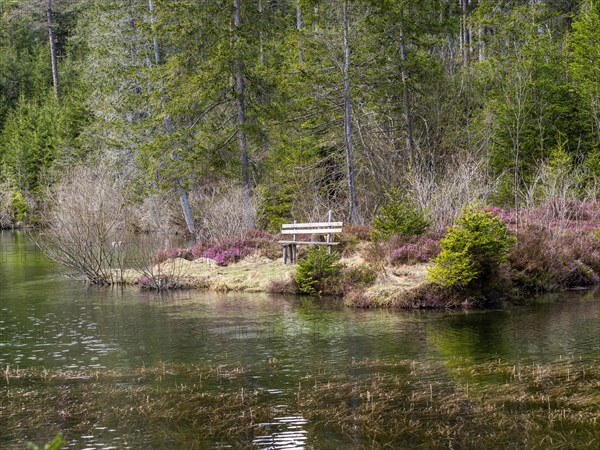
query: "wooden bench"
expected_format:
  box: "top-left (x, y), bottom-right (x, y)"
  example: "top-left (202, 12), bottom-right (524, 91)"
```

top-left (279, 219), bottom-right (343, 264)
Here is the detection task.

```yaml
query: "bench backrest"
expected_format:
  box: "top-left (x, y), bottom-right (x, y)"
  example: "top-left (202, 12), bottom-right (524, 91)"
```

top-left (281, 222), bottom-right (343, 235)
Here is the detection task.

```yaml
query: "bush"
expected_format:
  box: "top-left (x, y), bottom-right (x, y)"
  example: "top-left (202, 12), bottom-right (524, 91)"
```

top-left (266, 274), bottom-right (298, 294)
top-left (510, 224), bottom-right (600, 293)
top-left (343, 224), bottom-right (372, 241)
top-left (187, 230), bottom-right (278, 266)
top-left (389, 235), bottom-right (441, 265)
top-left (36, 164), bottom-right (130, 285)
top-left (295, 247), bottom-right (343, 295)
top-left (258, 187), bottom-right (293, 234)
top-left (428, 207), bottom-right (515, 289)
top-left (372, 190), bottom-right (430, 241)
top-left (27, 433), bottom-right (64, 450)
top-left (10, 190), bottom-right (28, 225)
top-left (195, 184), bottom-right (257, 241)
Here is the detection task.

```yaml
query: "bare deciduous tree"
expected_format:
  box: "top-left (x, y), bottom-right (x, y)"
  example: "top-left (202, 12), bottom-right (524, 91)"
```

top-left (408, 156), bottom-right (498, 231)
top-left (35, 164), bottom-right (129, 284)
top-left (196, 184), bottom-right (258, 241)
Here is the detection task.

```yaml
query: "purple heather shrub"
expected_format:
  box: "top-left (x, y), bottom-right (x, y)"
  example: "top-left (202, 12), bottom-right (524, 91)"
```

top-left (201, 244), bottom-right (253, 266)
top-left (190, 242), bottom-right (204, 259)
top-left (154, 247), bottom-right (193, 263)
top-left (181, 230), bottom-right (279, 264)
top-left (154, 249), bottom-right (169, 264)
top-left (389, 236), bottom-right (441, 265)
top-left (391, 244), bottom-right (419, 263)
top-left (484, 206), bottom-right (513, 224)
top-left (242, 228), bottom-right (272, 240)
top-left (137, 276), bottom-right (152, 287)
top-left (167, 247), bottom-right (181, 259)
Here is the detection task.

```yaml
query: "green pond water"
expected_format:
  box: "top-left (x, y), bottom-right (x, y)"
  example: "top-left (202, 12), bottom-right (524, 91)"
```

top-left (2, 230), bottom-right (600, 448)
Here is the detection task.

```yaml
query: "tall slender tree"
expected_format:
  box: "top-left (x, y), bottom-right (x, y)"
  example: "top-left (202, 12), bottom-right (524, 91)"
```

top-left (46, 0), bottom-right (59, 98)
top-left (233, 0), bottom-right (255, 227)
top-left (343, 0), bottom-right (360, 223)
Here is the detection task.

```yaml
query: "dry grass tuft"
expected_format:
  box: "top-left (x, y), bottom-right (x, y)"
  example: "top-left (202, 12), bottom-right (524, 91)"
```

top-left (4, 358), bottom-right (600, 448)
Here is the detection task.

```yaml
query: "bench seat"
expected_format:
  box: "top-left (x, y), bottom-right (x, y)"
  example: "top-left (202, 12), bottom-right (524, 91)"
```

top-left (279, 218), bottom-right (343, 263)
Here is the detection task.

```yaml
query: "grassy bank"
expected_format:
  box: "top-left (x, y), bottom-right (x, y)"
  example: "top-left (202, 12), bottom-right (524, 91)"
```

top-left (120, 201), bottom-right (600, 309)
top-left (123, 255), bottom-right (297, 293)
top-left (22, 197), bottom-right (599, 308)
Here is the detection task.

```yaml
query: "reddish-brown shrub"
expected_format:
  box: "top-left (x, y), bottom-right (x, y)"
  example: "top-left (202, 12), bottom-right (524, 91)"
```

top-left (389, 235), bottom-right (441, 265)
top-left (361, 241), bottom-right (388, 267)
top-left (343, 224), bottom-right (372, 241)
top-left (509, 223), bottom-right (600, 293)
top-left (266, 275), bottom-right (298, 294)
top-left (162, 230), bottom-right (281, 265)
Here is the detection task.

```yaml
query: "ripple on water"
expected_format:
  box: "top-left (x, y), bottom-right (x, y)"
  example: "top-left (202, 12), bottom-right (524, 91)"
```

top-left (254, 407), bottom-right (309, 450)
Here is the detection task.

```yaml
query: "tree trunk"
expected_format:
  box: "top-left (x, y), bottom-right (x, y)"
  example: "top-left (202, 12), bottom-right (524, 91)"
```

top-left (343, 0), bottom-right (360, 224)
top-left (234, 0), bottom-right (255, 228)
top-left (165, 116), bottom-right (197, 238)
top-left (399, 26), bottom-right (415, 170)
top-left (148, 0), bottom-right (160, 65)
top-left (46, 0), bottom-right (59, 99)
top-left (258, 0), bottom-right (265, 66)
top-left (150, 2), bottom-right (197, 238)
top-left (296, 0), bottom-right (303, 64)
top-left (461, 0), bottom-right (470, 67)
top-left (478, 24), bottom-right (485, 62)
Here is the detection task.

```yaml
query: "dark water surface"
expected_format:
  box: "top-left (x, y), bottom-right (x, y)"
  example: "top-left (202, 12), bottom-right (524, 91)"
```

top-left (2, 230), bottom-right (600, 448)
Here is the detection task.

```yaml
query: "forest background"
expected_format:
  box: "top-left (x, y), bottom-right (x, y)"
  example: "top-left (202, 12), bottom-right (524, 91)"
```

top-left (0, 0), bottom-right (598, 240)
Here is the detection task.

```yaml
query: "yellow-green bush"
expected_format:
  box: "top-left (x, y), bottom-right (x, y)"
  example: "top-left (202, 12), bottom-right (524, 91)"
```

top-left (428, 207), bottom-right (515, 289)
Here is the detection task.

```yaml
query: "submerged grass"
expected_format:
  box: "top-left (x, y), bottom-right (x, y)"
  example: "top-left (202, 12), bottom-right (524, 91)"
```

top-left (3, 358), bottom-right (600, 448)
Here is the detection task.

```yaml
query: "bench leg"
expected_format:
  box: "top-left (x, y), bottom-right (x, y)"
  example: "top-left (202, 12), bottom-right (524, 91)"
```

top-left (283, 245), bottom-right (288, 264)
top-left (292, 244), bottom-right (297, 264)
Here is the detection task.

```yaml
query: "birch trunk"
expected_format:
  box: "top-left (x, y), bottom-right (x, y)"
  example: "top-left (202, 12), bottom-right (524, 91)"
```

top-left (148, 0), bottom-right (160, 65)
top-left (258, 0), bottom-right (264, 66)
top-left (461, 0), bottom-right (470, 66)
top-left (343, 1), bottom-right (359, 224)
top-left (296, 0), bottom-right (303, 64)
top-left (46, 0), bottom-right (59, 99)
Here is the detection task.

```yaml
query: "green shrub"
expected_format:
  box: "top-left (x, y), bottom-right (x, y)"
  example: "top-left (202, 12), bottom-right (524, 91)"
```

top-left (9, 190), bottom-right (27, 225)
top-left (27, 433), bottom-right (64, 450)
top-left (428, 207), bottom-right (515, 289)
top-left (259, 187), bottom-right (293, 234)
top-left (295, 247), bottom-right (343, 295)
top-left (372, 190), bottom-right (430, 240)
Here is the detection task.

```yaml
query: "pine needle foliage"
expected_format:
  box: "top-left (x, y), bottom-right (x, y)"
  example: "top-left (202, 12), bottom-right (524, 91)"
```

top-left (372, 190), bottom-right (431, 241)
top-left (295, 247), bottom-right (343, 295)
top-left (428, 207), bottom-right (515, 289)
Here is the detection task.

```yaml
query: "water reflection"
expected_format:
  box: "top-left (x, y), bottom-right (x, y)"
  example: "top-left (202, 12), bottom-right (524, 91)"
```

top-left (254, 407), bottom-right (308, 450)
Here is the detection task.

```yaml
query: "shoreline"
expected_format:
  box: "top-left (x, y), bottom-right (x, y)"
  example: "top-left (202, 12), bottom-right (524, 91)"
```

top-left (118, 255), bottom-right (520, 310)
top-left (121, 254), bottom-right (439, 306)
top-left (121, 254), bottom-right (585, 309)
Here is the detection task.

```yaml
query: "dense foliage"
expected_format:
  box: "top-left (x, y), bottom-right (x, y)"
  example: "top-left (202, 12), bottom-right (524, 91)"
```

top-left (0, 0), bottom-right (598, 235)
top-left (428, 208), bottom-right (515, 288)
top-left (295, 247), bottom-right (343, 295)
top-left (372, 190), bottom-right (430, 240)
